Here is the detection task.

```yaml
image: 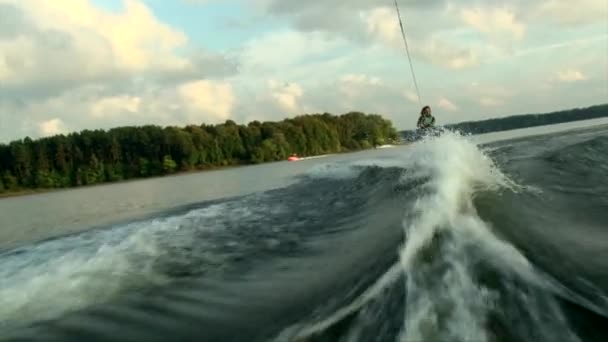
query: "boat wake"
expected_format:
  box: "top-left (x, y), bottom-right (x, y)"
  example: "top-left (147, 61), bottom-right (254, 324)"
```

top-left (2, 129), bottom-right (608, 341)
top-left (272, 131), bottom-right (608, 342)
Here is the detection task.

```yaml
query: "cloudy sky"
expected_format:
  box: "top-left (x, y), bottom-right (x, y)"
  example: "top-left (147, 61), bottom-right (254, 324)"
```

top-left (0, 0), bottom-right (606, 142)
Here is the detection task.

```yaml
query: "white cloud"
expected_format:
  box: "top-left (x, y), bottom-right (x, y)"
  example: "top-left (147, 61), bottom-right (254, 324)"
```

top-left (177, 80), bottom-right (236, 123)
top-left (240, 30), bottom-right (350, 79)
top-left (438, 97), bottom-right (459, 111)
top-left (38, 118), bottom-right (67, 137)
top-left (535, 0), bottom-right (607, 25)
top-left (268, 80), bottom-right (304, 113)
top-left (471, 83), bottom-right (514, 98)
top-left (340, 74), bottom-right (381, 86)
top-left (37, 0), bottom-right (187, 71)
top-left (234, 79), bottom-right (311, 123)
top-left (255, 0), bottom-right (449, 34)
top-left (0, 0), bottom-right (606, 142)
top-left (156, 1), bottom-right (608, 130)
top-left (363, 6), bottom-right (481, 70)
top-left (362, 6), bottom-right (400, 48)
top-left (91, 95), bottom-right (142, 118)
top-left (461, 7), bottom-right (526, 41)
top-left (480, 97), bottom-right (504, 107)
top-left (247, 2), bottom-right (480, 71)
top-left (0, 0), bottom-right (241, 141)
top-left (4, 78), bottom-right (237, 140)
top-left (403, 90), bottom-right (420, 104)
top-left (417, 38), bottom-right (479, 69)
top-left (337, 74), bottom-right (382, 100)
top-left (0, 0), bottom-right (236, 96)
top-left (557, 69), bottom-right (588, 82)
top-left (459, 6), bottom-right (526, 55)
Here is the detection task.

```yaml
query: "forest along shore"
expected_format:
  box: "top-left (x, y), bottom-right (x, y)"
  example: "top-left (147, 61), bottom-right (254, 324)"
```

top-left (0, 112), bottom-right (398, 198)
top-left (2, 103), bottom-right (606, 198)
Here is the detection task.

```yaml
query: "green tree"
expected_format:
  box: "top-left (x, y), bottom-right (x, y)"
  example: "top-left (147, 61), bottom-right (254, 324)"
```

top-left (34, 141), bottom-right (54, 188)
top-left (0, 109), bottom-right (408, 193)
top-left (11, 140), bottom-right (33, 187)
top-left (85, 154), bottom-right (105, 185)
top-left (2, 171), bottom-right (18, 191)
top-left (162, 155), bottom-right (177, 174)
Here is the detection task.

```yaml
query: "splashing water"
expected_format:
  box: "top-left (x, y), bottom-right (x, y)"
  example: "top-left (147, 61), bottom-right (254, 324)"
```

top-left (397, 132), bottom-right (579, 342)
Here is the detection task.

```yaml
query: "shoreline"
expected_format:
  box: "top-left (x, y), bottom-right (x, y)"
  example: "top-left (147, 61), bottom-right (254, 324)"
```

top-left (0, 145), bottom-right (401, 200)
top-left (0, 188), bottom-right (58, 199)
top-left (0, 161), bottom-right (254, 200)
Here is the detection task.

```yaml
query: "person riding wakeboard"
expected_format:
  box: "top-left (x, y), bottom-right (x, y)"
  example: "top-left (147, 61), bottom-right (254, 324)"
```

top-left (416, 105), bottom-right (435, 129)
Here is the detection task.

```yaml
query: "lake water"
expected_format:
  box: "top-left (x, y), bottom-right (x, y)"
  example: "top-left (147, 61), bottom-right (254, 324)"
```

top-left (2, 117), bottom-right (608, 249)
top-left (2, 117), bottom-right (608, 342)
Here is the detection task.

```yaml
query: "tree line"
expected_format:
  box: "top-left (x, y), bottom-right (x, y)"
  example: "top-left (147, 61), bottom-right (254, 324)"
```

top-left (401, 103), bottom-right (608, 141)
top-left (0, 112), bottom-right (398, 194)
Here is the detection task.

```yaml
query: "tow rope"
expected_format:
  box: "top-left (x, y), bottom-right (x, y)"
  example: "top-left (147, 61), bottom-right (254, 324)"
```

top-left (393, 0), bottom-right (422, 107)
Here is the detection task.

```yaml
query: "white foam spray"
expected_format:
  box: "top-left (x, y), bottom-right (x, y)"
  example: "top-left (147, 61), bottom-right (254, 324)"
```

top-left (396, 131), bottom-right (579, 342)
top-left (0, 203), bottom-right (233, 330)
top-left (270, 131), bottom-right (583, 342)
top-left (305, 163), bottom-right (365, 180)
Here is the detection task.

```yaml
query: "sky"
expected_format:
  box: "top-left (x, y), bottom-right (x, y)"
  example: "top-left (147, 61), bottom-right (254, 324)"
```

top-left (0, 0), bottom-right (606, 142)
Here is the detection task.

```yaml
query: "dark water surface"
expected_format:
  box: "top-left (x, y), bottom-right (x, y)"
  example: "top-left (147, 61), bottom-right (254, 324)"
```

top-left (1, 119), bottom-right (608, 341)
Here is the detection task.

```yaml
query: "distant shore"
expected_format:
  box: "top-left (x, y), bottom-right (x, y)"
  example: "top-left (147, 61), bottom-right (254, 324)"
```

top-left (0, 144), bottom-right (401, 200)
top-left (0, 112), bottom-right (399, 200)
top-left (5, 103), bottom-right (604, 200)
top-left (399, 103), bottom-right (608, 141)
top-left (0, 159), bottom-right (254, 199)
top-left (0, 188), bottom-right (55, 199)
